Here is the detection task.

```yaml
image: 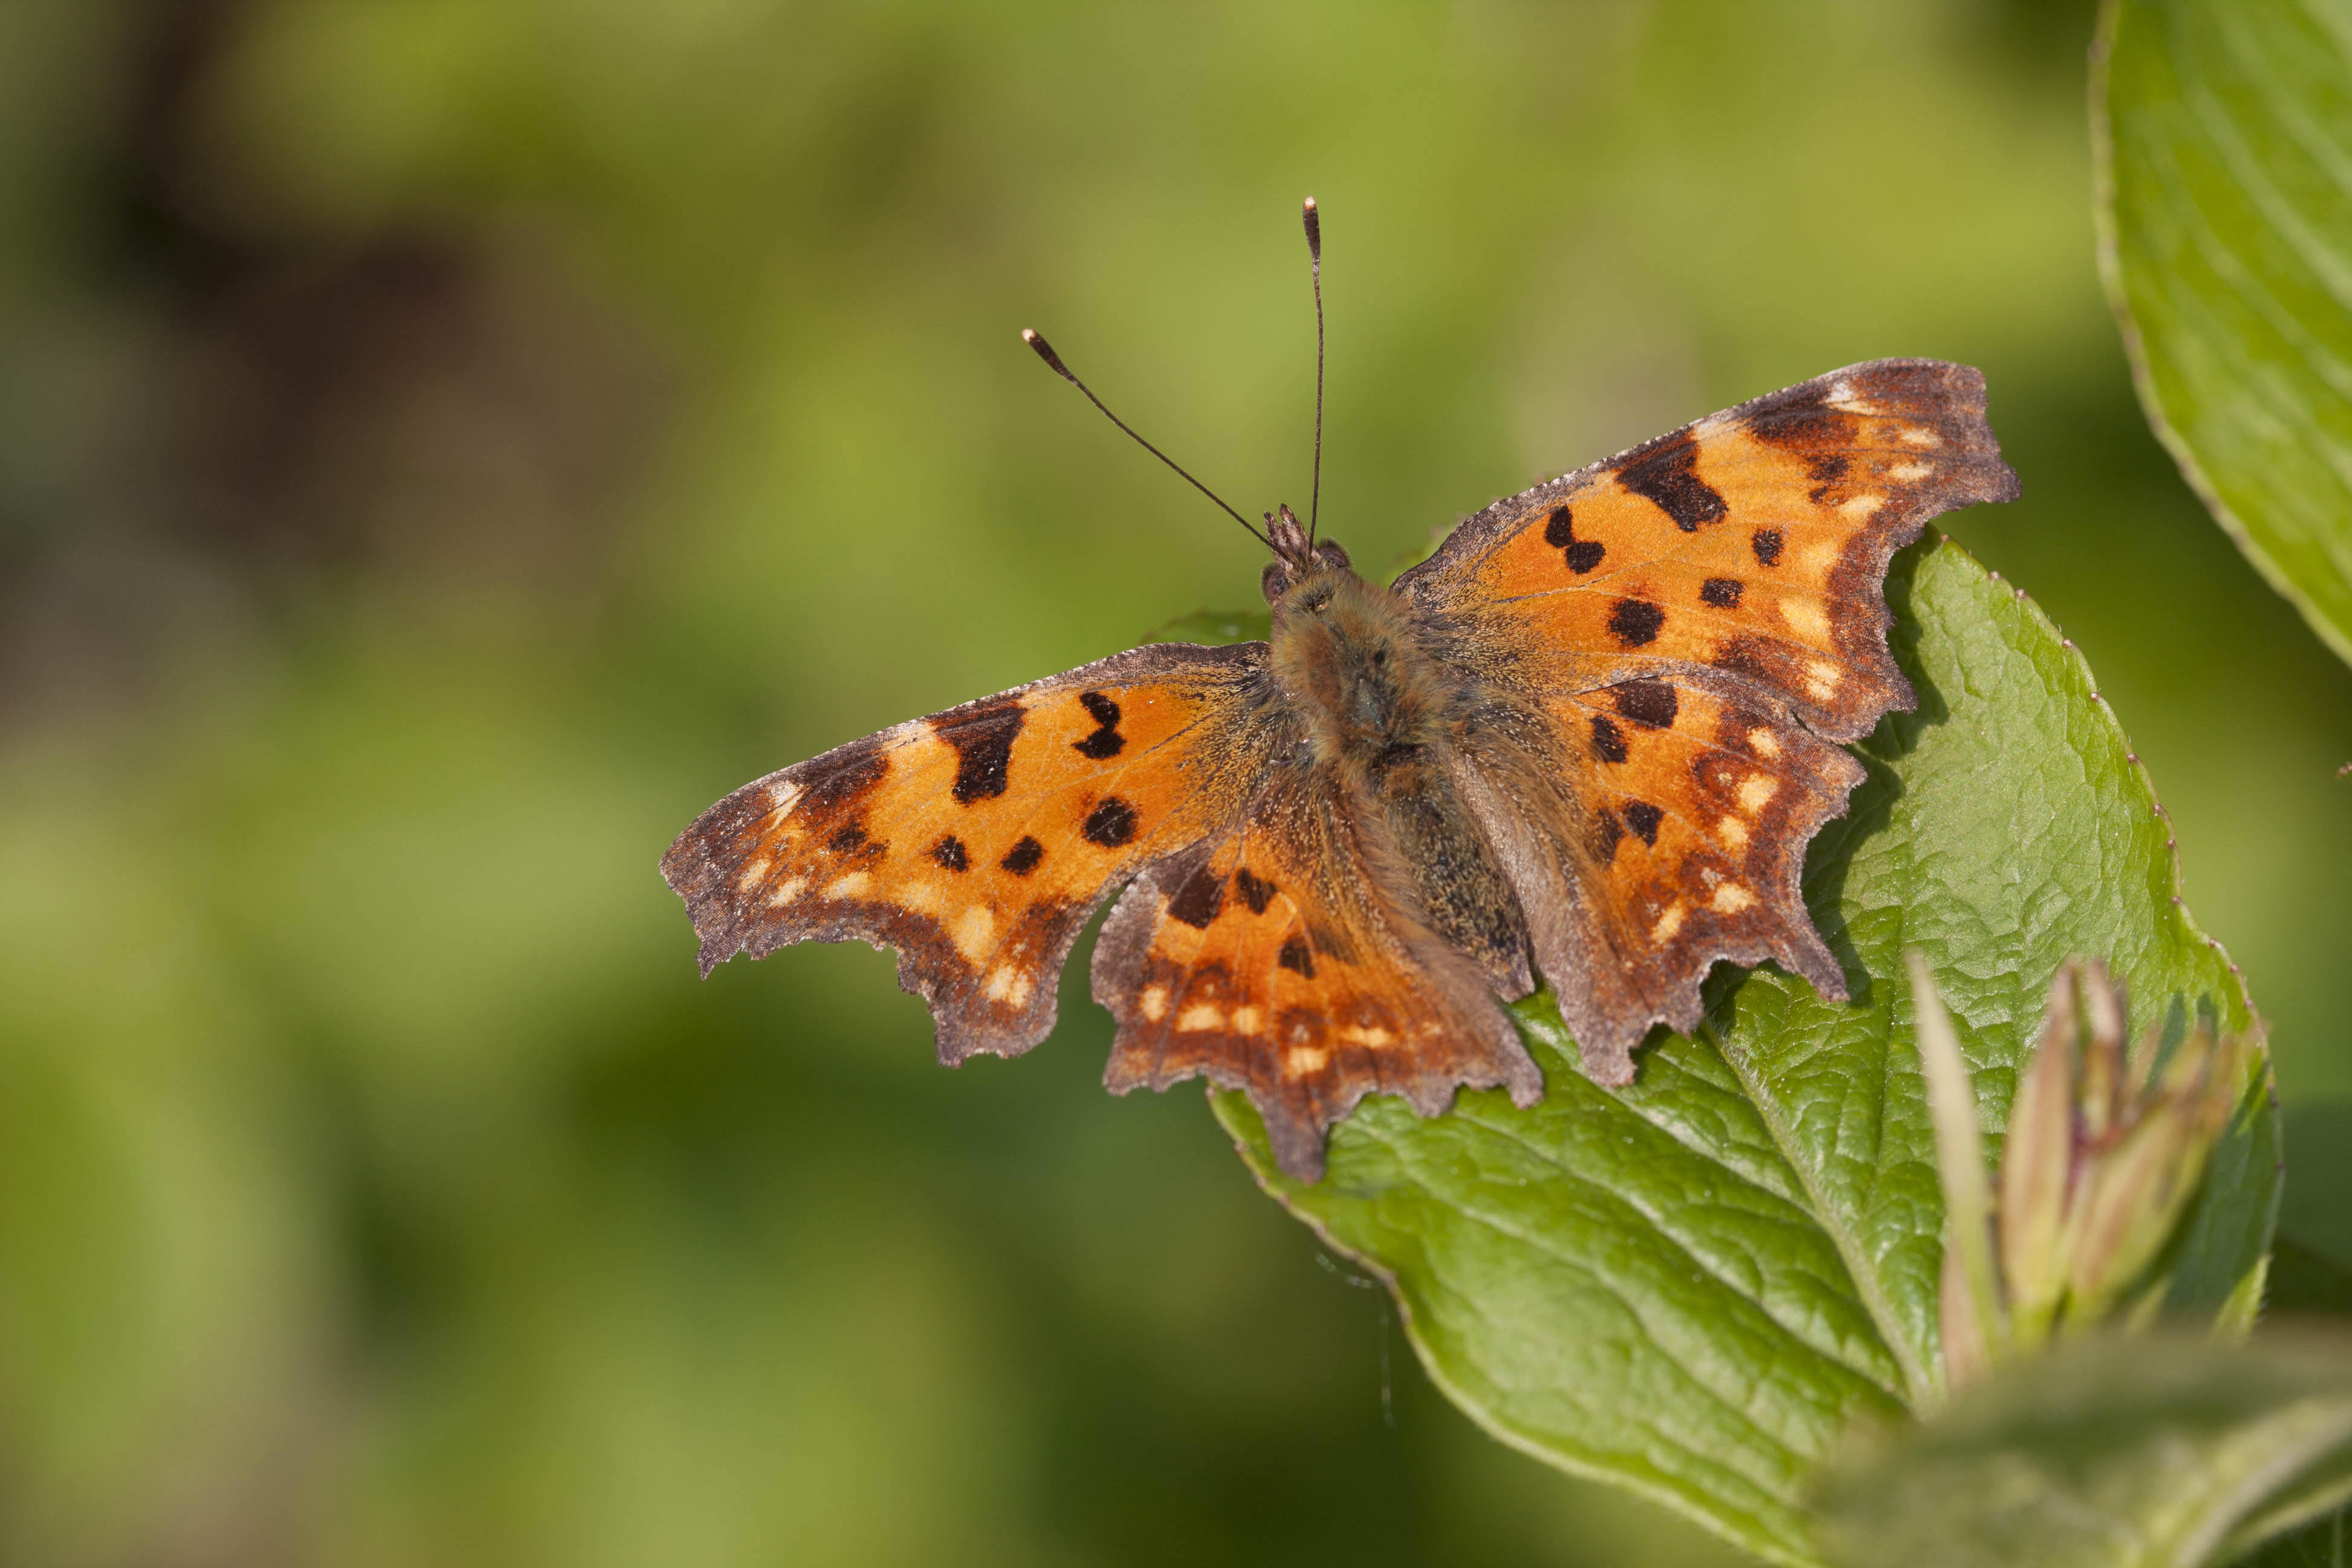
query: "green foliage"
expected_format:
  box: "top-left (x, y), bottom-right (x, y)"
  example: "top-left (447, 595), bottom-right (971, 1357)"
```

top-left (2096, 0), bottom-right (2352, 667)
top-left (1812, 1335), bottom-right (2352, 1568)
top-left (1217, 541), bottom-right (2278, 1565)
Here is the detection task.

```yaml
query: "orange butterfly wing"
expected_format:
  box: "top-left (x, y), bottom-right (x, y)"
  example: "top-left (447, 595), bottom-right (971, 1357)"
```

top-left (662, 642), bottom-right (1278, 1063)
top-left (1092, 762), bottom-right (1540, 1182)
top-left (1396, 358), bottom-right (2019, 1079)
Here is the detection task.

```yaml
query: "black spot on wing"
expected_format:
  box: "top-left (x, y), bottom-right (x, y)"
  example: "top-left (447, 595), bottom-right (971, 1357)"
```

top-left (1746, 386), bottom-right (1845, 450)
top-left (1701, 577), bottom-right (1743, 609)
top-left (1607, 599), bottom-right (1665, 647)
top-left (797, 739), bottom-right (888, 818)
top-left (1753, 529), bottom-right (1785, 566)
top-left (1590, 807), bottom-right (1625, 862)
top-left (1001, 836), bottom-right (1044, 874)
top-left (1624, 801), bottom-right (1663, 847)
top-left (1168, 863), bottom-right (1224, 929)
top-left (1544, 503), bottom-right (1606, 573)
top-left (1083, 797), bottom-right (1138, 848)
top-left (1277, 936), bottom-right (1316, 977)
top-left (1611, 679), bottom-right (1679, 730)
top-left (1073, 690), bottom-right (1125, 759)
top-left (1616, 436), bottom-right (1726, 531)
top-left (1232, 867), bottom-right (1277, 914)
top-left (930, 835), bottom-right (970, 872)
top-left (827, 823), bottom-right (869, 854)
top-left (943, 700), bottom-right (1024, 805)
top-left (1590, 714), bottom-right (1628, 763)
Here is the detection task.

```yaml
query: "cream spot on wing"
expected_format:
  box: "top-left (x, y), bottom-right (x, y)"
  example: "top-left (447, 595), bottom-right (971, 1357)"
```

top-left (1737, 776), bottom-right (1779, 812)
top-left (1748, 728), bottom-right (1782, 758)
top-left (1806, 660), bottom-right (1841, 701)
top-left (1284, 1045), bottom-right (1329, 1077)
top-left (823, 872), bottom-right (871, 900)
top-left (984, 965), bottom-right (1033, 1008)
top-left (899, 880), bottom-right (941, 915)
top-left (1229, 1006), bottom-right (1263, 1034)
top-left (766, 780), bottom-right (803, 819)
top-left (1802, 541), bottom-right (1838, 573)
top-left (1900, 425), bottom-right (1943, 448)
top-left (1650, 903), bottom-right (1685, 944)
top-left (1713, 883), bottom-right (1757, 914)
top-left (1780, 597), bottom-right (1831, 641)
top-left (1838, 493), bottom-right (1885, 521)
top-left (1339, 1025), bottom-right (1395, 1048)
top-left (1177, 1004), bottom-right (1225, 1031)
top-left (1140, 985), bottom-right (1168, 1022)
top-left (736, 856), bottom-right (773, 892)
top-left (1889, 460), bottom-right (1932, 482)
top-left (1717, 816), bottom-right (1750, 849)
top-left (768, 876), bottom-right (806, 907)
top-left (952, 905), bottom-right (995, 962)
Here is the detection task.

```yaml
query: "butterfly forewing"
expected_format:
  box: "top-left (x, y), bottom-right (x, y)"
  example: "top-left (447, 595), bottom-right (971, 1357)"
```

top-left (662, 641), bottom-right (1277, 1063)
top-left (1403, 358), bottom-right (2017, 738)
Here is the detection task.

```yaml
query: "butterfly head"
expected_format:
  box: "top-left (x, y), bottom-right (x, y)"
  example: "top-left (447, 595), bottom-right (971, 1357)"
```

top-left (1259, 504), bottom-right (1352, 604)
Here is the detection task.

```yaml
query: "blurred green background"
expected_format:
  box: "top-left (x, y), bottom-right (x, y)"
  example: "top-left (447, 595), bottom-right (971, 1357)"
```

top-left (2, 1), bottom-right (2347, 1564)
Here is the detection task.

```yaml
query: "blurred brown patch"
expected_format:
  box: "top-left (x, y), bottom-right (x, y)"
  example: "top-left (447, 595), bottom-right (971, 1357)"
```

top-left (1, 0), bottom-right (667, 737)
top-left (169, 230), bottom-right (667, 589)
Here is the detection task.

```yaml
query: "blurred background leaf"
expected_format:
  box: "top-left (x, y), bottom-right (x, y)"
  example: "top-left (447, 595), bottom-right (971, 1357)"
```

top-left (2096, 0), bottom-right (2352, 666)
top-left (4, 1), bottom-right (2351, 1565)
top-left (1219, 541), bottom-right (2274, 1567)
top-left (1812, 1334), bottom-right (2352, 1568)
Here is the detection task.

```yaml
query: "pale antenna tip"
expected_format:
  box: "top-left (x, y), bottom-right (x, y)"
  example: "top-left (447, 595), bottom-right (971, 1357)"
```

top-left (1021, 328), bottom-right (1073, 379)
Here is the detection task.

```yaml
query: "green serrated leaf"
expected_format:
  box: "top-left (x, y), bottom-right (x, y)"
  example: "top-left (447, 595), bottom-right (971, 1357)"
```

top-left (2095, 0), bottom-right (2352, 667)
top-left (1212, 541), bottom-right (2277, 1566)
top-left (1811, 1335), bottom-right (2352, 1568)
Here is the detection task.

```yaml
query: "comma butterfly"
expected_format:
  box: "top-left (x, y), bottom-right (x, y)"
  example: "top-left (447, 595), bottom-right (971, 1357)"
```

top-left (661, 201), bottom-right (2020, 1181)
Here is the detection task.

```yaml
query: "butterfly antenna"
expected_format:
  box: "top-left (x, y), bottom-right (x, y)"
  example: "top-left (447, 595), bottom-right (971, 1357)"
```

top-left (1302, 196), bottom-right (1325, 549)
top-left (1021, 328), bottom-right (1272, 550)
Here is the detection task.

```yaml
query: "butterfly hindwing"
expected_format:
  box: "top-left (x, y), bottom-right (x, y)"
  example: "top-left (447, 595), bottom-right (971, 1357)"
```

top-left (662, 641), bottom-right (1278, 1063)
top-left (1398, 359), bottom-right (2018, 1077)
top-left (1092, 760), bottom-right (1540, 1182)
